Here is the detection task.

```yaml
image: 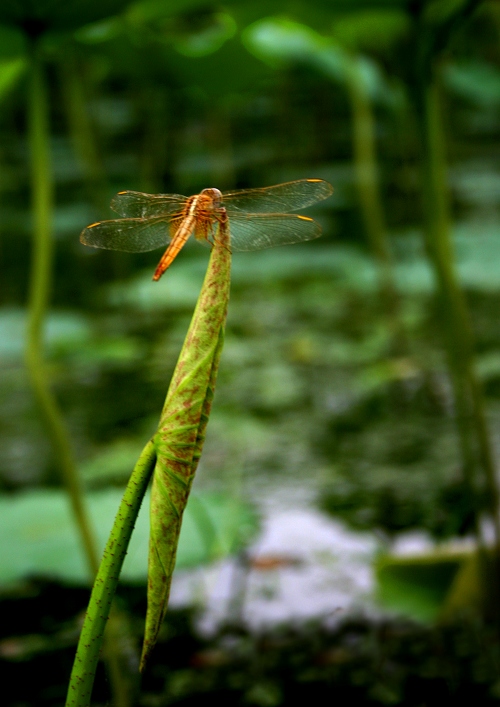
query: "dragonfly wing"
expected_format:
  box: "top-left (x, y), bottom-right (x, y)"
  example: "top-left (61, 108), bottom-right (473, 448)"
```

top-left (227, 214), bottom-right (322, 251)
top-left (222, 179), bottom-right (333, 214)
top-left (80, 216), bottom-right (171, 253)
top-left (111, 191), bottom-right (187, 218)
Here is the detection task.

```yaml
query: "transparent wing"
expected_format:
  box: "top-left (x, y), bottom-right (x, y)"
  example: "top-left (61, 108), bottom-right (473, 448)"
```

top-left (80, 216), bottom-right (172, 253)
top-left (224, 214), bottom-right (322, 251)
top-left (222, 179), bottom-right (333, 214)
top-left (110, 191), bottom-right (188, 218)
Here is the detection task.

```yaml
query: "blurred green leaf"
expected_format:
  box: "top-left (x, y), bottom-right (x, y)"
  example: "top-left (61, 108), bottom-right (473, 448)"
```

top-left (74, 15), bottom-right (125, 43)
top-left (0, 307), bottom-right (145, 369)
top-left (173, 12), bottom-right (236, 57)
top-left (243, 17), bottom-right (395, 103)
top-left (444, 61), bottom-right (500, 108)
top-left (355, 355), bottom-right (417, 393)
top-left (451, 165), bottom-right (500, 208)
top-left (330, 9), bottom-right (409, 52)
top-left (81, 439), bottom-right (147, 486)
top-left (230, 247), bottom-right (377, 287)
top-left (257, 362), bottom-right (305, 409)
top-left (106, 260), bottom-right (205, 310)
top-left (243, 16), bottom-right (327, 67)
top-left (69, 336), bottom-right (145, 367)
top-left (0, 488), bottom-right (258, 585)
top-left (0, 57), bottom-right (25, 99)
top-left (476, 352), bottom-right (500, 384)
top-left (0, 308), bottom-right (92, 362)
top-left (376, 552), bottom-right (464, 622)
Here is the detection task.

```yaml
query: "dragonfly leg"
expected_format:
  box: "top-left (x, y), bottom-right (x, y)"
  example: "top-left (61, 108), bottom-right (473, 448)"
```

top-left (209, 210), bottom-right (232, 253)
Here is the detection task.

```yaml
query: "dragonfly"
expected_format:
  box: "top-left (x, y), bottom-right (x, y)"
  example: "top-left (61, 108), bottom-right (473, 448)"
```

top-left (80, 178), bottom-right (333, 281)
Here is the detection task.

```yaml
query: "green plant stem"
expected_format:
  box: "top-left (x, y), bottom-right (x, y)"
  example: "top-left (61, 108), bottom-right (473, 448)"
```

top-left (28, 46), bottom-right (134, 707)
top-left (26, 45), bottom-right (100, 577)
top-left (345, 60), bottom-right (406, 353)
top-left (419, 77), bottom-right (500, 552)
top-left (141, 212), bottom-right (231, 669)
top-left (65, 439), bottom-right (157, 707)
top-left (59, 46), bottom-right (108, 214)
top-left (346, 62), bottom-right (391, 270)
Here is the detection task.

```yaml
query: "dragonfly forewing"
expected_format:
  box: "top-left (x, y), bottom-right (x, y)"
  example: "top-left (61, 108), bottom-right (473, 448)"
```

top-left (80, 216), bottom-right (173, 253)
top-left (222, 179), bottom-right (333, 214)
top-left (111, 191), bottom-right (188, 218)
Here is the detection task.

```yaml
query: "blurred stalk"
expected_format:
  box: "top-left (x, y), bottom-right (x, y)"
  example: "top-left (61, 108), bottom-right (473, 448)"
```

top-left (59, 46), bottom-right (109, 214)
top-left (61, 48), bottom-right (129, 290)
top-left (26, 44), bottom-right (100, 576)
top-left (345, 60), bottom-right (406, 355)
top-left (26, 44), bottom-right (131, 707)
top-left (418, 76), bottom-right (500, 555)
top-left (66, 439), bottom-right (157, 707)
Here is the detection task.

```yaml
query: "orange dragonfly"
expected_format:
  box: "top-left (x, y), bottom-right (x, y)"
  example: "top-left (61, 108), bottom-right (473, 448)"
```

top-left (80, 179), bottom-right (333, 281)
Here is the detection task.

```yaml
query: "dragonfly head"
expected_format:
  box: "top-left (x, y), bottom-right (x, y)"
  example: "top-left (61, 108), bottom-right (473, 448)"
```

top-left (199, 188), bottom-right (223, 212)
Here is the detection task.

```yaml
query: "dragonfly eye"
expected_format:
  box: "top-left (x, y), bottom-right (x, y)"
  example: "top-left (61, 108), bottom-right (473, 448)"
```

top-left (200, 188), bottom-right (223, 211)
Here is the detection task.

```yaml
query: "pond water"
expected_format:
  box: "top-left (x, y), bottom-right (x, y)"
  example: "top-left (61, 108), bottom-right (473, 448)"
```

top-left (169, 476), bottom-right (445, 634)
top-left (170, 503), bottom-right (378, 634)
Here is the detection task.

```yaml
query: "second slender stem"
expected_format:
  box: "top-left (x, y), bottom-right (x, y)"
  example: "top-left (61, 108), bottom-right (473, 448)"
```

top-left (420, 77), bottom-right (500, 555)
top-left (26, 44), bottom-right (100, 576)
